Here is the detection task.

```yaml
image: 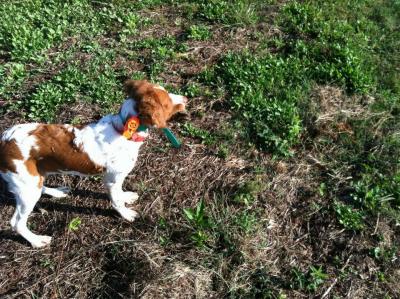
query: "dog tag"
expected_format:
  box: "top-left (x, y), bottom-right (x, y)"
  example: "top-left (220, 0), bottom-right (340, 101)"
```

top-left (123, 116), bottom-right (140, 139)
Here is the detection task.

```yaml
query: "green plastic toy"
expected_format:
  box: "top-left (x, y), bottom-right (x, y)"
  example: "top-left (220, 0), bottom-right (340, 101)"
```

top-left (131, 122), bottom-right (181, 148)
top-left (162, 128), bottom-right (181, 148)
top-left (137, 125), bottom-right (181, 148)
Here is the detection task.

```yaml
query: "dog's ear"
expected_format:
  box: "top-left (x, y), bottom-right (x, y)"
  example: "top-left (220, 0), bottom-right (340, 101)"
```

top-left (124, 80), bottom-right (146, 100)
top-left (172, 103), bottom-right (186, 115)
top-left (168, 93), bottom-right (187, 115)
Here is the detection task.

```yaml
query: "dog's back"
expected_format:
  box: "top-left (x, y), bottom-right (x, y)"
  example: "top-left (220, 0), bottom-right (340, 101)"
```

top-left (0, 123), bottom-right (103, 178)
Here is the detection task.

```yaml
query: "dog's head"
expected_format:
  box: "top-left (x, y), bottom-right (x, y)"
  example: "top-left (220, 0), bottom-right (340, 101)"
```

top-left (124, 80), bottom-right (187, 128)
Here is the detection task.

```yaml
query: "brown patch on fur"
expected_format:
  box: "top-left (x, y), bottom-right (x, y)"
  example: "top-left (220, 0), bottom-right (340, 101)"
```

top-left (24, 159), bottom-right (44, 188)
top-left (124, 80), bottom-right (186, 128)
top-left (28, 125), bottom-right (104, 176)
top-left (25, 159), bottom-right (39, 176)
top-left (0, 140), bottom-right (23, 173)
top-left (38, 175), bottom-right (44, 188)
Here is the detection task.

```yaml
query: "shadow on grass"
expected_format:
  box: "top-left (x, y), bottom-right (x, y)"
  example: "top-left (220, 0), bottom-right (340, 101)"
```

top-left (0, 230), bottom-right (30, 247)
top-left (0, 176), bottom-right (121, 244)
top-left (89, 244), bottom-right (155, 298)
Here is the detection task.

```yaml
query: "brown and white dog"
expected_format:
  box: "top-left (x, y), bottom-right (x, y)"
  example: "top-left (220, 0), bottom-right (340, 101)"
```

top-left (0, 80), bottom-right (187, 248)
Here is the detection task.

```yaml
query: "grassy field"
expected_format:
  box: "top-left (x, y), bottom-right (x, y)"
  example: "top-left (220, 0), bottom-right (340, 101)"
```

top-left (0, 0), bottom-right (399, 298)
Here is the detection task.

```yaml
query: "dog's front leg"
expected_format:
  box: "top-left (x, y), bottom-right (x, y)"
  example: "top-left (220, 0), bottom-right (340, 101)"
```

top-left (104, 172), bottom-right (139, 222)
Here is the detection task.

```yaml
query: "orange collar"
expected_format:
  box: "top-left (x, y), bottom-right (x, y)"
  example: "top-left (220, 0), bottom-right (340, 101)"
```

top-left (113, 115), bottom-right (148, 142)
top-left (122, 116), bottom-right (140, 139)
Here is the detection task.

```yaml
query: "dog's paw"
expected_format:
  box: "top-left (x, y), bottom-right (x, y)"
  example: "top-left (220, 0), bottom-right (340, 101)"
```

top-left (43, 186), bottom-right (70, 198)
top-left (52, 187), bottom-right (70, 198)
top-left (119, 208), bottom-right (139, 222)
top-left (30, 235), bottom-right (52, 248)
top-left (121, 192), bottom-right (139, 204)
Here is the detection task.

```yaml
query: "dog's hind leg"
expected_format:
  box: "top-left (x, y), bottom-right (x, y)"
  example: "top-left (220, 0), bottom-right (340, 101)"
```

top-left (11, 185), bottom-right (52, 248)
top-left (42, 186), bottom-right (70, 198)
top-left (8, 161), bottom-right (52, 248)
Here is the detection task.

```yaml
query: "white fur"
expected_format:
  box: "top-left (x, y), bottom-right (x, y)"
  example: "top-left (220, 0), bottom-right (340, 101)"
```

top-left (43, 186), bottom-right (70, 198)
top-left (169, 93), bottom-right (187, 106)
top-left (2, 123), bottom-right (39, 159)
top-left (154, 85), bottom-right (166, 91)
top-left (0, 94), bottom-right (185, 248)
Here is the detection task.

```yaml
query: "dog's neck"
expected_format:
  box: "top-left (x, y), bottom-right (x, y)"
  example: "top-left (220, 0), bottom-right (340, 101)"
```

top-left (111, 98), bottom-right (149, 142)
top-left (111, 98), bottom-right (139, 133)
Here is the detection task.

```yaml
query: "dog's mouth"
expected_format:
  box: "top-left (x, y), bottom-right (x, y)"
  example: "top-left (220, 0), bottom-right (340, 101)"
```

top-left (138, 118), bottom-right (166, 130)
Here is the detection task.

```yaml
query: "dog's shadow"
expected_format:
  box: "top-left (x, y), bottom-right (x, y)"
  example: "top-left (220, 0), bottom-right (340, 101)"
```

top-left (38, 193), bottom-right (116, 217)
top-left (0, 177), bottom-right (119, 244)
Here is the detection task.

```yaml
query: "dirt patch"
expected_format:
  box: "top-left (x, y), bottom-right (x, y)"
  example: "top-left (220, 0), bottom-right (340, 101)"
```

top-left (141, 262), bottom-right (214, 298)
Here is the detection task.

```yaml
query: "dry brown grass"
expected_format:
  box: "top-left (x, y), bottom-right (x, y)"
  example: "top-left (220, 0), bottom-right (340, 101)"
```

top-left (1, 84), bottom-right (399, 298)
top-left (1, 2), bottom-right (399, 298)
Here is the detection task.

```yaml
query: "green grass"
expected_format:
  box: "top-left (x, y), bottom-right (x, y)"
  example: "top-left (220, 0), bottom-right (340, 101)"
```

top-left (309, 0), bottom-right (400, 227)
top-left (12, 50), bottom-right (125, 121)
top-left (208, 53), bottom-right (304, 156)
top-left (190, 0), bottom-right (272, 25)
top-left (290, 266), bottom-right (329, 293)
top-left (195, 0), bottom-right (400, 229)
top-left (233, 179), bottom-right (264, 206)
top-left (200, 0), bottom-right (378, 156)
top-left (181, 123), bottom-right (215, 145)
top-left (183, 199), bottom-right (214, 247)
top-left (128, 35), bottom-right (188, 79)
top-left (280, 1), bottom-right (373, 93)
top-left (186, 24), bottom-right (212, 41)
top-left (334, 202), bottom-right (365, 230)
top-left (0, 0), bottom-right (93, 62)
top-left (0, 0), bottom-right (164, 120)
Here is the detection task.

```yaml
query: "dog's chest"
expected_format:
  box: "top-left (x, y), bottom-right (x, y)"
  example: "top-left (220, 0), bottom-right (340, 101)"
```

top-left (77, 115), bottom-right (144, 173)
